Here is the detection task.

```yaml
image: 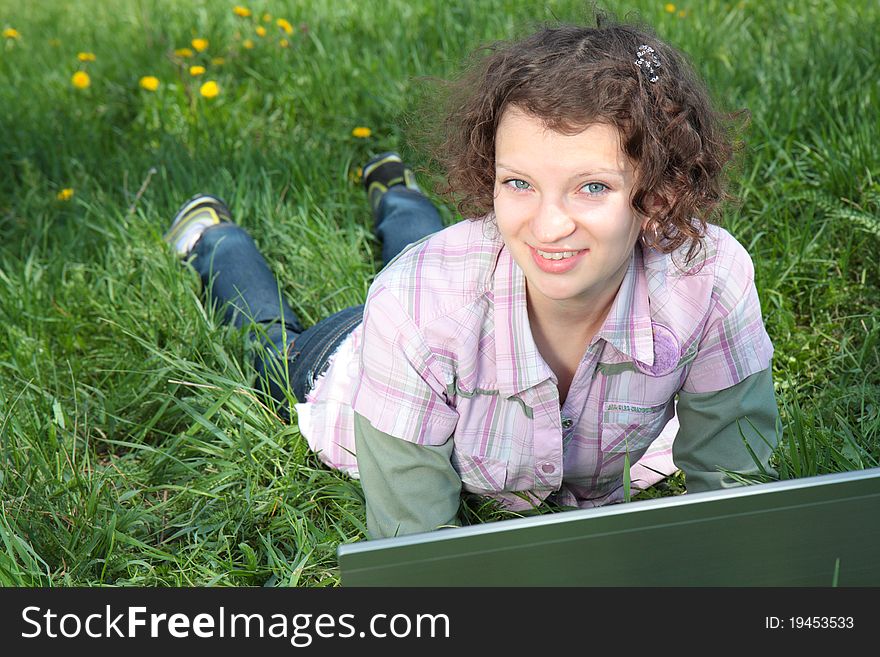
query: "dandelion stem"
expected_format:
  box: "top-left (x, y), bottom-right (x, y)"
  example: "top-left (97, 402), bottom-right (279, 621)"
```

top-left (127, 167), bottom-right (158, 215)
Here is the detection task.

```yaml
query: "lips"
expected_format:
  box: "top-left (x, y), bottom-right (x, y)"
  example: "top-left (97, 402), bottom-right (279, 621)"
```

top-left (529, 245), bottom-right (587, 273)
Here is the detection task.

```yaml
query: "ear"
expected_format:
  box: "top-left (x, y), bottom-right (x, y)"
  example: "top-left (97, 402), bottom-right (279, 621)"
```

top-left (646, 191), bottom-right (666, 212)
top-left (640, 192), bottom-right (667, 228)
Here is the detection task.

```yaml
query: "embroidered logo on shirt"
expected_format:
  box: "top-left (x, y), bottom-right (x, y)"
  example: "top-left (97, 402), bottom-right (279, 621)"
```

top-left (605, 401), bottom-right (668, 414)
top-left (633, 322), bottom-right (681, 376)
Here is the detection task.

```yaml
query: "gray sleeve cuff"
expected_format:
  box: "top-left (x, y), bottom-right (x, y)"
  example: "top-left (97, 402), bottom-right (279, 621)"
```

top-left (354, 411), bottom-right (461, 539)
top-left (674, 368), bottom-right (781, 493)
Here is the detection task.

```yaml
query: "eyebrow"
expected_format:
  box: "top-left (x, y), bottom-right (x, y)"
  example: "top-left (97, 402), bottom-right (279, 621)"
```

top-left (495, 163), bottom-right (628, 180)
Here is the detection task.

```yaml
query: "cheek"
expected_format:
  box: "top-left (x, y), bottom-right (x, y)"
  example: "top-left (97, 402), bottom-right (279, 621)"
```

top-left (492, 196), bottom-right (523, 238)
top-left (583, 205), bottom-right (641, 245)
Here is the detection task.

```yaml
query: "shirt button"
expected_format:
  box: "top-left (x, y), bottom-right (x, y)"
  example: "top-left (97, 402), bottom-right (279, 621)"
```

top-left (561, 417), bottom-right (573, 429)
top-left (541, 463), bottom-right (555, 474)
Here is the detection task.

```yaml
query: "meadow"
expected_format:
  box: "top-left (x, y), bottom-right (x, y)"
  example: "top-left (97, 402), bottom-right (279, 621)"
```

top-left (0, 0), bottom-right (877, 586)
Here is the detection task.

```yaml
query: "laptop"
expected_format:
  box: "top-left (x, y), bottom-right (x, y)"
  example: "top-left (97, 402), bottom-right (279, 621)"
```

top-left (337, 467), bottom-right (880, 586)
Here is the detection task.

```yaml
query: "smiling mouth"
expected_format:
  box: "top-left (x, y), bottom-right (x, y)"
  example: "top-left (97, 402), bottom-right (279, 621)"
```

top-left (534, 249), bottom-right (582, 260)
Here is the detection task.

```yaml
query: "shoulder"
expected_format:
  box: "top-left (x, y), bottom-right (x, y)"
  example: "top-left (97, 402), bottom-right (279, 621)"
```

top-left (644, 224), bottom-right (755, 282)
top-left (643, 225), bottom-right (761, 333)
top-left (367, 218), bottom-right (503, 324)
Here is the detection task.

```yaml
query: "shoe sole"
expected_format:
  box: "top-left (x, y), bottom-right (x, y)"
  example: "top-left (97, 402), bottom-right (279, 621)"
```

top-left (164, 194), bottom-right (231, 245)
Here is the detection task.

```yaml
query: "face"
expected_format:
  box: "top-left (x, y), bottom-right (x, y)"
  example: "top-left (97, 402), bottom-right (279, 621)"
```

top-left (493, 106), bottom-right (647, 318)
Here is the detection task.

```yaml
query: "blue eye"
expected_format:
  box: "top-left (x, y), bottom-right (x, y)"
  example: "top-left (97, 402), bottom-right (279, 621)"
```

top-left (506, 179), bottom-right (531, 190)
top-left (583, 182), bottom-right (608, 194)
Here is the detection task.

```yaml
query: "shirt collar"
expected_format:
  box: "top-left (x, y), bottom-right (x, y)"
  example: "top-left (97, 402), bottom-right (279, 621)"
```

top-left (594, 246), bottom-right (655, 368)
top-left (493, 244), bottom-right (656, 397)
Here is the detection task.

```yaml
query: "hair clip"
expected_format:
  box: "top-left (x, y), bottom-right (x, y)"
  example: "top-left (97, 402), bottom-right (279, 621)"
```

top-left (635, 44), bottom-right (661, 83)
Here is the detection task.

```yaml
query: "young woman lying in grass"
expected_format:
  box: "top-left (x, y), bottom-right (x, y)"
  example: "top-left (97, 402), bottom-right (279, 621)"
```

top-left (164, 16), bottom-right (780, 539)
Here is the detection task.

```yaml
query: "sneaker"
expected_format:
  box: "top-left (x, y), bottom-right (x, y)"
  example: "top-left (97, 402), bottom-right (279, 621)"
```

top-left (362, 152), bottom-right (421, 215)
top-left (164, 193), bottom-right (232, 257)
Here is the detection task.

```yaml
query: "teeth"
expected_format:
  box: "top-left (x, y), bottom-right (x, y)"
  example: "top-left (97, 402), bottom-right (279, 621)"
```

top-left (536, 249), bottom-right (579, 260)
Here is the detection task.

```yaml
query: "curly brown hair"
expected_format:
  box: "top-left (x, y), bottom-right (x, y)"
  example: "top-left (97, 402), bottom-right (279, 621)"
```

top-left (435, 16), bottom-right (738, 259)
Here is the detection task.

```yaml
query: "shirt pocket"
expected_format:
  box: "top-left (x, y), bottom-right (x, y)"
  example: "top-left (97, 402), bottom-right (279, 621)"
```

top-left (599, 403), bottom-right (672, 456)
top-left (451, 453), bottom-right (509, 494)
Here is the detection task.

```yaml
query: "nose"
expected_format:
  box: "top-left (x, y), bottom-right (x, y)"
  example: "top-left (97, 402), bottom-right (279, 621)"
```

top-left (530, 196), bottom-right (576, 244)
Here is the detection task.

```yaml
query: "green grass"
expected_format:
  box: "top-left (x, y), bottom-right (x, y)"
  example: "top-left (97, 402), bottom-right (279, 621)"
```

top-left (0, 0), bottom-right (877, 586)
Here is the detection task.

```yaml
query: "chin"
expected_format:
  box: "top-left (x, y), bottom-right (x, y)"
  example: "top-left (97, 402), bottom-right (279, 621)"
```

top-left (528, 280), bottom-right (591, 304)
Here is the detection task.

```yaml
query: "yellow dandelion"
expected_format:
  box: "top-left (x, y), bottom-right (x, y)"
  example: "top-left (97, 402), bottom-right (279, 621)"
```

top-left (233, 6), bottom-right (251, 18)
top-left (174, 47), bottom-right (193, 58)
top-left (351, 126), bottom-right (372, 139)
top-left (139, 75), bottom-right (160, 91)
top-left (77, 51), bottom-right (96, 62)
top-left (279, 38), bottom-right (289, 48)
top-left (189, 65), bottom-right (206, 76)
top-left (57, 188), bottom-right (74, 201)
top-left (211, 57), bottom-right (225, 66)
top-left (199, 80), bottom-right (219, 99)
top-left (262, 13), bottom-right (272, 22)
top-left (191, 38), bottom-right (208, 52)
top-left (349, 166), bottom-right (363, 184)
top-left (243, 38), bottom-right (254, 50)
top-left (255, 26), bottom-right (266, 37)
top-left (71, 71), bottom-right (91, 89)
top-left (678, 9), bottom-right (687, 17)
top-left (276, 18), bottom-right (294, 35)
top-left (2, 27), bottom-right (20, 39)
top-left (664, 3), bottom-right (676, 12)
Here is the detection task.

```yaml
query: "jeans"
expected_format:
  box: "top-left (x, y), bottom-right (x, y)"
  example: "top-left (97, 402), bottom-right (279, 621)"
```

top-left (190, 187), bottom-right (443, 416)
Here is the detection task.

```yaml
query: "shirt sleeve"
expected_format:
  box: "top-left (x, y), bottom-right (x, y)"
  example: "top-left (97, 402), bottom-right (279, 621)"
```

top-left (674, 367), bottom-right (781, 493)
top-left (681, 234), bottom-right (774, 393)
top-left (354, 411), bottom-right (461, 539)
top-left (351, 282), bottom-right (459, 446)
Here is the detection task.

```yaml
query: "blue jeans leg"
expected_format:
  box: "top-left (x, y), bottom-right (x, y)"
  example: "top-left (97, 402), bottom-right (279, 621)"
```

top-left (191, 223), bottom-right (304, 417)
top-left (189, 188), bottom-right (443, 417)
top-left (374, 187), bottom-right (444, 268)
top-left (191, 223), bottom-right (303, 334)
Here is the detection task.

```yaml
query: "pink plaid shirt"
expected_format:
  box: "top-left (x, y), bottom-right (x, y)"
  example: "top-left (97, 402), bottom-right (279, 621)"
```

top-left (296, 218), bottom-right (773, 510)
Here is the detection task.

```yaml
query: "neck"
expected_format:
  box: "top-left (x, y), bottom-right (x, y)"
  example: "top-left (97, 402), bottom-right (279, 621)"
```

top-left (526, 279), bottom-right (621, 341)
top-left (527, 284), bottom-right (620, 406)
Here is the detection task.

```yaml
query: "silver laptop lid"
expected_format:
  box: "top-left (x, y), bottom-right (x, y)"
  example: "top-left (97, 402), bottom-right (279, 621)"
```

top-left (338, 468), bottom-right (880, 586)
